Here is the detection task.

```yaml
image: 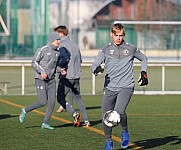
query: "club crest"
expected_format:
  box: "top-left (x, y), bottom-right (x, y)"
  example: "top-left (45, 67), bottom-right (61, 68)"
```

top-left (123, 49), bottom-right (129, 55)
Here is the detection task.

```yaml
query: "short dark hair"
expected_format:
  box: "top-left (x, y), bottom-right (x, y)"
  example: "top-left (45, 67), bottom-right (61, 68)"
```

top-left (54, 25), bottom-right (69, 36)
top-left (111, 23), bottom-right (125, 35)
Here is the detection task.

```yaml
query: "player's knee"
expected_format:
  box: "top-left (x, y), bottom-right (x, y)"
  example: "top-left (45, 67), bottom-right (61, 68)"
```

top-left (38, 101), bottom-right (47, 107)
top-left (59, 100), bottom-right (66, 108)
top-left (120, 113), bottom-right (127, 119)
top-left (57, 94), bottom-right (64, 101)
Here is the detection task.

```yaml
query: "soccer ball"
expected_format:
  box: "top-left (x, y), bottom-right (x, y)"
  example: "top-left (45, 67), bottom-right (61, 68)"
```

top-left (103, 110), bottom-right (121, 127)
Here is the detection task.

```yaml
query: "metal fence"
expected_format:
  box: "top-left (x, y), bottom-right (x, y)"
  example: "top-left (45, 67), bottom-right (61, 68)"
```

top-left (1, 60), bottom-right (181, 95)
top-left (0, 0), bottom-right (49, 57)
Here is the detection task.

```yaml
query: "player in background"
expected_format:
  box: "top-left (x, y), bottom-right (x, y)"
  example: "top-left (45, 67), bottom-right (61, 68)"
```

top-left (91, 23), bottom-right (148, 149)
top-left (55, 32), bottom-right (73, 113)
top-left (56, 90), bottom-right (74, 112)
top-left (54, 25), bottom-right (90, 127)
top-left (19, 32), bottom-right (60, 130)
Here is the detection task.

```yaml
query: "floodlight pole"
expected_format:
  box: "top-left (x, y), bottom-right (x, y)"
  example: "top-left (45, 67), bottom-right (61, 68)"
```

top-left (176, 0), bottom-right (180, 60)
top-left (7, 0), bottom-right (10, 35)
top-left (44, 0), bottom-right (49, 34)
top-left (77, 0), bottom-right (80, 45)
top-left (143, 0), bottom-right (147, 55)
top-left (31, 1), bottom-right (36, 53)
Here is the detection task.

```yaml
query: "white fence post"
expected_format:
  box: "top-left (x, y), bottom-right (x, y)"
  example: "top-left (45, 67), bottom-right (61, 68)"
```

top-left (1, 60), bottom-right (181, 95)
top-left (162, 64), bottom-right (165, 92)
top-left (92, 73), bottom-right (95, 95)
top-left (22, 64), bottom-right (25, 95)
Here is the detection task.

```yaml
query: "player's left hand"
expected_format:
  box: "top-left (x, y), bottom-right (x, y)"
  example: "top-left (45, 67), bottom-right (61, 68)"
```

top-left (138, 71), bottom-right (148, 86)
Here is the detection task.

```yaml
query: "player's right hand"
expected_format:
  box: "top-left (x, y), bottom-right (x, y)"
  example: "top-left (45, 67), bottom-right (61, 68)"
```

top-left (94, 65), bottom-right (104, 76)
top-left (60, 68), bottom-right (66, 76)
top-left (41, 73), bottom-right (47, 79)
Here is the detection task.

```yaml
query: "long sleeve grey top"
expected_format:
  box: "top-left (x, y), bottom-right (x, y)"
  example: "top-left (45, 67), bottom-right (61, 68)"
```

top-left (91, 41), bottom-right (148, 91)
top-left (59, 36), bottom-right (82, 79)
top-left (32, 42), bottom-right (60, 80)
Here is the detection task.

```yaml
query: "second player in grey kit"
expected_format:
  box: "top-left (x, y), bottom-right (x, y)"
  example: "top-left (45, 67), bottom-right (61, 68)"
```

top-left (19, 32), bottom-right (60, 130)
top-left (91, 23), bottom-right (148, 150)
top-left (55, 25), bottom-right (90, 127)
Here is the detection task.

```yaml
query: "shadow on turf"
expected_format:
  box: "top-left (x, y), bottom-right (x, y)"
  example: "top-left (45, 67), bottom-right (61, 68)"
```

top-left (86, 106), bottom-right (101, 110)
top-left (25, 124), bottom-right (75, 129)
top-left (24, 119), bottom-right (102, 129)
top-left (0, 114), bottom-right (18, 120)
top-left (54, 119), bottom-right (102, 128)
top-left (74, 106), bottom-right (101, 111)
top-left (133, 136), bottom-right (181, 149)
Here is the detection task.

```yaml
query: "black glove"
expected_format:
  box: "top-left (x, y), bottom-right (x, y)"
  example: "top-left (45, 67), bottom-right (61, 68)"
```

top-left (138, 71), bottom-right (148, 86)
top-left (94, 66), bottom-right (104, 76)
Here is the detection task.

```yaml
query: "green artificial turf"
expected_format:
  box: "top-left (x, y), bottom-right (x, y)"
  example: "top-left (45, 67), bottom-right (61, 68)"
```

top-left (0, 95), bottom-right (181, 150)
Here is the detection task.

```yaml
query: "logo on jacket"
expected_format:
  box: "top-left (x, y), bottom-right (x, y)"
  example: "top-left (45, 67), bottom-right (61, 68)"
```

top-left (123, 49), bottom-right (129, 55)
top-left (110, 49), bottom-right (114, 54)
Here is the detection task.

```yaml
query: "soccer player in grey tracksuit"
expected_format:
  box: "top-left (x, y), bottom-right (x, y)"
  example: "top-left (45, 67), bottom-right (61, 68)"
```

top-left (91, 23), bottom-right (148, 150)
top-left (54, 25), bottom-right (90, 127)
top-left (19, 32), bottom-right (60, 130)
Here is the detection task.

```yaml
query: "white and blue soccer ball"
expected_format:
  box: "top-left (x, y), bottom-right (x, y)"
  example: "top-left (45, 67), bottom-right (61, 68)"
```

top-left (103, 110), bottom-right (121, 127)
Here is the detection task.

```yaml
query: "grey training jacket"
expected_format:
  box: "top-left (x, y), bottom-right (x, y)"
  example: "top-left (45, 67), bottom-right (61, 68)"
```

top-left (59, 36), bottom-right (82, 79)
top-left (32, 43), bottom-right (60, 80)
top-left (91, 41), bottom-right (148, 91)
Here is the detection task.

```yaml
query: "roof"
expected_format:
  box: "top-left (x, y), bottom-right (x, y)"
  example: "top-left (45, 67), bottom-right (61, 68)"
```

top-left (91, 0), bottom-right (116, 19)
